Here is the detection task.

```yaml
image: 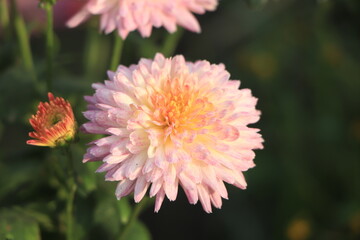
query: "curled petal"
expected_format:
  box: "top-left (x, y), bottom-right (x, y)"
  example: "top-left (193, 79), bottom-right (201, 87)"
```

top-left (27, 93), bottom-right (76, 148)
top-left (116, 180), bottom-right (135, 200)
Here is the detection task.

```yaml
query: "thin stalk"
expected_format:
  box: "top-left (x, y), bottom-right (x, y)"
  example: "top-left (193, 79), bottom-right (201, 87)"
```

top-left (110, 33), bottom-right (124, 71)
top-left (161, 27), bottom-right (184, 57)
top-left (64, 146), bottom-right (77, 240)
top-left (116, 197), bottom-right (131, 224)
top-left (118, 198), bottom-right (149, 240)
top-left (44, 2), bottom-right (54, 92)
top-left (84, 23), bottom-right (102, 81)
top-left (11, 0), bottom-right (38, 85)
top-left (66, 182), bottom-right (76, 240)
top-left (0, 0), bottom-right (9, 37)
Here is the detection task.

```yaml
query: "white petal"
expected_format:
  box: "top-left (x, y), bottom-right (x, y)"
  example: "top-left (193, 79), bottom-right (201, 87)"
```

top-left (134, 176), bottom-right (150, 202)
top-left (116, 179), bottom-right (135, 200)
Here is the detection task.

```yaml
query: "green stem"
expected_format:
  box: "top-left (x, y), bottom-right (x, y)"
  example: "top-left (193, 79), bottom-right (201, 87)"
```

top-left (0, 0), bottom-right (9, 37)
top-left (110, 33), bottom-right (124, 71)
top-left (64, 146), bottom-right (77, 240)
top-left (116, 197), bottom-right (131, 224)
top-left (11, 0), bottom-right (38, 85)
top-left (65, 145), bottom-right (76, 181)
top-left (161, 28), bottom-right (184, 57)
top-left (84, 23), bottom-right (102, 81)
top-left (118, 198), bottom-right (149, 240)
top-left (66, 183), bottom-right (76, 240)
top-left (44, 2), bottom-right (54, 92)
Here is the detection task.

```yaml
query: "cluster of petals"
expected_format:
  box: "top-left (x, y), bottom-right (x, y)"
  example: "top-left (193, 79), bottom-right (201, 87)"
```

top-left (67, 0), bottom-right (218, 39)
top-left (27, 93), bottom-right (76, 148)
top-left (82, 53), bottom-right (263, 212)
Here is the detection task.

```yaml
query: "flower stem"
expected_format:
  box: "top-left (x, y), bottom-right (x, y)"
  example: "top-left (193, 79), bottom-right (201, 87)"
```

top-left (64, 145), bottom-right (77, 240)
top-left (44, 2), bottom-right (55, 92)
top-left (0, 0), bottom-right (9, 38)
top-left (11, 0), bottom-right (38, 86)
top-left (110, 33), bottom-right (124, 71)
top-left (116, 197), bottom-right (131, 224)
top-left (66, 182), bottom-right (77, 240)
top-left (84, 23), bottom-right (102, 81)
top-left (118, 197), bottom-right (149, 240)
top-left (161, 27), bottom-right (184, 57)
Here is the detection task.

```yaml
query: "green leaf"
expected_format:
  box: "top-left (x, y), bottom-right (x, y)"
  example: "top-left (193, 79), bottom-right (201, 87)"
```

top-left (93, 198), bottom-right (121, 237)
top-left (126, 221), bottom-right (152, 240)
top-left (76, 162), bottom-right (97, 197)
top-left (0, 160), bottom-right (42, 200)
top-left (117, 197), bottom-right (131, 224)
top-left (0, 208), bottom-right (41, 240)
top-left (70, 144), bottom-right (97, 197)
top-left (13, 205), bottom-right (54, 231)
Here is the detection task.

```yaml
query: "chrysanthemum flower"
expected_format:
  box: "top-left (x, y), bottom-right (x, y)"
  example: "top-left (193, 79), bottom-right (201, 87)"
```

top-left (67, 0), bottom-right (218, 39)
top-left (83, 53), bottom-right (263, 212)
top-left (27, 93), bottom-right (76, 148)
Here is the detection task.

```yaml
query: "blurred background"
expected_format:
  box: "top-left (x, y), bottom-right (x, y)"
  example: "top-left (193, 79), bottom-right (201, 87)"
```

top-left (0, 0), bottom-right (359, 239)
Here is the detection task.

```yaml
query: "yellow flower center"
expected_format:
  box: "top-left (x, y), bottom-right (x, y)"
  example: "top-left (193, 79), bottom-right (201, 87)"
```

top-left (151, 81), bottom-right (214, 133)
top-left (45, 111), bottom-right (65, 129)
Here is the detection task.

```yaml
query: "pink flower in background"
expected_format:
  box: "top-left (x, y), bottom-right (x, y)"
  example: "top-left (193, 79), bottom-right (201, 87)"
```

top-left (53, 0), bottom-right (86, 28)
top-left (67, 0), bottom-right (218, 39)
top-left (82, 53), bottom-right (263, 212)
top-left (16, 0), bottom-right (85, 29)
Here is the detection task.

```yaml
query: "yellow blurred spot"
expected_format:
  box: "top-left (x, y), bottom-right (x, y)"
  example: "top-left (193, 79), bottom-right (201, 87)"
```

top-left (249, 52), bottom-right (278, 80)
top-left (351, 120), bottom-right (360, 142)
top-left (286, 218), bottom-right (311, 240)
top-left (6, 223), bottom-right (12, 231)
top-left (322, 42), bottom-right (343, 66)
top-left (350, 212), bottom-right (360, 236)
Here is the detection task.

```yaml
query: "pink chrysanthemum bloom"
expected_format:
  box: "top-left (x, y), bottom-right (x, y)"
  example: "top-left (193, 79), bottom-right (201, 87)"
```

top-left (67, 0), bottom-right (218, 39)
top-left (82, 53), bottom-right (263, 212)
top-left (27, 93), bottom-right (77, 147)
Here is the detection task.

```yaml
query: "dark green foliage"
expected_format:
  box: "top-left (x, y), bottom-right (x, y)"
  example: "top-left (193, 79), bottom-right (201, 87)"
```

top-left (0, 0), bottom-right (359, 239)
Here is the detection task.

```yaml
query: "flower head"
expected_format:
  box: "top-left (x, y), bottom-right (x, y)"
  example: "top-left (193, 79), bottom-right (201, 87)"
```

top-left (83, 53), bottom-right (263, 212)
top-left (67, 0), bottom-right (218, 39)
top-left (27, 93), bottom-right (76, 147)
